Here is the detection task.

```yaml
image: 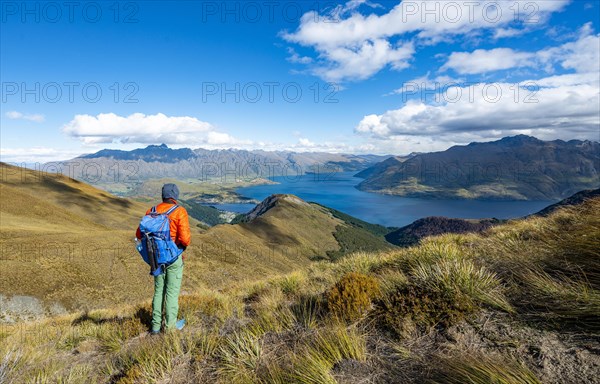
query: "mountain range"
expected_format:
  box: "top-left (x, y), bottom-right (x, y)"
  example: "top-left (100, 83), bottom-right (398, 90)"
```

top-left (50, 145), bottom-right (389, 195)
top-left (355, 135), bottom-right (600, 200)
top-left (43, 135), bottom-right (600, 201)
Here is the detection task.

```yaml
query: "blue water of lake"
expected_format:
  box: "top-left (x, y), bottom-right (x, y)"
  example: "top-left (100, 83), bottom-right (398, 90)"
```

top-left (211, 172), bottom-right (554, 227)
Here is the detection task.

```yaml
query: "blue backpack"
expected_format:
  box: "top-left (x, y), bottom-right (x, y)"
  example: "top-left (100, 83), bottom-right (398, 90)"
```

top-left (137, 205), bottom-right (183, 276)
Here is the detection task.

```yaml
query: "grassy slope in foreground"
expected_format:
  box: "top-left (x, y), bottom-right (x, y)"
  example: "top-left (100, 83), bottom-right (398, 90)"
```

top-left (0, 164), bottom-right (391, 318)
top-left (1, 194), bottom-right (598, 383)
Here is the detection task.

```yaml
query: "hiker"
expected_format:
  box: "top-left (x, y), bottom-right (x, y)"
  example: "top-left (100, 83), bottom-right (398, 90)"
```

top-left (136, 183), bottom-right (191, 334)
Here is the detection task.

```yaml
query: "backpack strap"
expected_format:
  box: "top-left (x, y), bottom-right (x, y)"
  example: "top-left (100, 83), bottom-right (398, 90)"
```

top-left (165, 204), bottom-right (180, 216)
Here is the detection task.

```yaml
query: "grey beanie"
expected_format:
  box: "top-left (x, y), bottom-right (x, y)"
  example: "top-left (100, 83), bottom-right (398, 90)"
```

top-left (162, 183), bottom-right (179, 201)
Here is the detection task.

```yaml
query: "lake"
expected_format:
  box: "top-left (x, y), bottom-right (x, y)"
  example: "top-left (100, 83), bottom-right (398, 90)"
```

top-left (213, 172), bottom-right (554, 227)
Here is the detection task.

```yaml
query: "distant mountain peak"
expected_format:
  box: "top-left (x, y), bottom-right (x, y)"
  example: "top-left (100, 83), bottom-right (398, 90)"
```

top-left (143, 143), bottom-right (169, 149)
top-left (80, 143), bottom-right (195, 163)
top-left (498, 134), bottom-right (542, 144)
top-left (465, 135), bottom-right (541, 147)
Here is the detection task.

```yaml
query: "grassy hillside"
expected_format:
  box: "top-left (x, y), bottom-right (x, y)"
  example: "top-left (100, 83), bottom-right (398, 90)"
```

top-left (0, 164), bottom-right (388, 321)
top-left (1, 192), bottom-right (598, 382)
top-left (0, 163), bottom-right (154, 315)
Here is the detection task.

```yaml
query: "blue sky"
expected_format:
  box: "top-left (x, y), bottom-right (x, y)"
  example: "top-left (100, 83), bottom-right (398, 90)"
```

top-left (1, 0), bottom-right (599, 162)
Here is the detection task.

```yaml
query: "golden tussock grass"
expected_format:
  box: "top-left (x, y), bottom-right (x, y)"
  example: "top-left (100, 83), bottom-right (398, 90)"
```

top-left (1, 194), bottom-right (598, 383)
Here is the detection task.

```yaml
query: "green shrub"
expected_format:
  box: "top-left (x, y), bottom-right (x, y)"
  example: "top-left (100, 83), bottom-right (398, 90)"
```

top-left (113, 364), bottom-right (142, 384)
top-left (327, 272), bottom-right (381, 322)
top-left (377, 284), bottom-right (476, 336)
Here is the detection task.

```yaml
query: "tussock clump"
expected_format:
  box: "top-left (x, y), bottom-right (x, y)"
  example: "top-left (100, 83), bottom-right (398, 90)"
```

top-left (475, 198), bottom-right (600, 330)
top-left (191, 328), bottom-right (221, 361)
top-left (517, 268), bottom-right (600, 331)
top-left (375, 254), bottom-right (510, 336)
top-left (100, 316), bottom-right (194, 381)
top-left (312, 325), bottom-right (367, 365)
top-left (292, 349), bottom-right (338, 384)
top-left (433, 354), bottom-right (542, 384)
top-left (290, 325), bottom-right (367, 384)
top-left (250, 306), bottom-right (295, 335)
top-left (120, 317), bottom-right (148, 340)
top-left (0, 350), bottom-right (23, 384)
top-left (275, 271), bottom-right (306, 296)
top-left (376, 270), bottom-right (409, 295)
top-left (334, 251), bottom-right (393, 275)
top-left (96, 317), bottom-right (148, 353)
top-left (179, 291), bottom-right (234, 326)
top-left (217, 331), bottom-right (263, 383)
top-left (327, 272), bottom-right (381, 322)
top-left (411, 258), bottom-right (512, 312)
top-left (291, 294), bottom-right (325, 329)
top-left (412, 238), bottom-right (467, 263)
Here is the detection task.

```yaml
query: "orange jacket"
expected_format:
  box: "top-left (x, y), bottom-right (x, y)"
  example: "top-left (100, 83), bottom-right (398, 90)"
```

top-left (136, 200), bottom-right (191, 248)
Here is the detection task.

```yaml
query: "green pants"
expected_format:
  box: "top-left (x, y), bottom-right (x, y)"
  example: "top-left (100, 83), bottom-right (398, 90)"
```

top-left (152, 256), bottom-right (184, 332)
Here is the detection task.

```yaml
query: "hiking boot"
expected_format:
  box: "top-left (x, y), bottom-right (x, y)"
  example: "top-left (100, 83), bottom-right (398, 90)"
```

top-left (175, 319), bottom-right (186, 330)
top-left (149, 330), bottom-right (161, 336)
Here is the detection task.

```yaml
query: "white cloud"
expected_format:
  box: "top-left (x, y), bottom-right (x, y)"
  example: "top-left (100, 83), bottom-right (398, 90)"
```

top-left (356, 78), bottom-right (599, 152)
top-left (338, 0), bottom-right (384, 14)
top-left (5, 111), bottom-right (45, 123)
top-left (441, 48), bottom-right (535, 74)
top-left (249, 137), bottom-right (355, 153)
top-left (298, 138), bottom-right (314, 146)
top-left (442, 24), bottom-right (599, 75)
top-left (543, 25), bottom-right (600, 73)
top-left (493, 28), bottom-right (522, 39)
top-left (58, 113), bottom-right (359, 155)
top-left (387, 71), bottom-right (465, 96)
top-left (62, 112), bottom-right (250, 147)
top-left (0, 147), bottom-right (84, 163)
top-left (314, 39), bottom-right (414, 82)
top-left (286, 47), bottom-right (313, 64)
top-left (283, 0), bottom-right (570, 81)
